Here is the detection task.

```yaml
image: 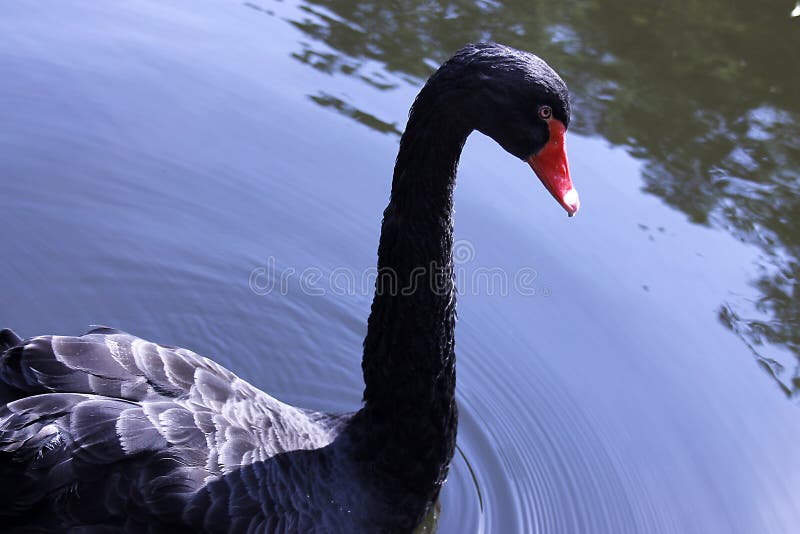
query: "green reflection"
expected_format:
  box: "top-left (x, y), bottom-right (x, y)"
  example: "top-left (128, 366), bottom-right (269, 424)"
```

top-left (309, 92), bottom-right (402, 134)
top-left (267, 0), bottom-right (800, 396)
top-left (412, 500), bottom-right (441, 534)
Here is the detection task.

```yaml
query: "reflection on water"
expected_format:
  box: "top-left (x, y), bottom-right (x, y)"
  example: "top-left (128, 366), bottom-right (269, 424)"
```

top-left (277, 0), bottom-right (800, 397)
top-left (2, 0), bottom-right (800, 532)
top-left (309, 92), bottom-right (402, 135)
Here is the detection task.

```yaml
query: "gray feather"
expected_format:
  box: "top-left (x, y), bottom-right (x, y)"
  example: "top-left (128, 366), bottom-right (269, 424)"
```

top-left (0, 328), bottom-right (348, 532)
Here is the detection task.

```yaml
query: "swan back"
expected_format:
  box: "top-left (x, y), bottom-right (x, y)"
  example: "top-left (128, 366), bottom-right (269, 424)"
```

top-left (0, 327), bottom-right (348, 531)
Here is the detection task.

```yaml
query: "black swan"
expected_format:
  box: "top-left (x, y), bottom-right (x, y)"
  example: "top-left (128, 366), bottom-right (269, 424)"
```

top-left (0, 43), bottom-right (576, 533)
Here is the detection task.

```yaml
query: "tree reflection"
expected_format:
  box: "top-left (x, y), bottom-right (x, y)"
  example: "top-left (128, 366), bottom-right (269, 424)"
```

top-left (266, 0), bottom-right (800, 397)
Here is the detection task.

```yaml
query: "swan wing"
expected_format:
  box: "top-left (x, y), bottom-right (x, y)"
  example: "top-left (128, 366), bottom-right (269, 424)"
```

top-left (0, 328), bottom-right (342, 525)
top-left (0, 327), bottom-right (331, 450)
top-left (0, 392), bottom-right (207, 525)
top-left (2, 326), bottom-right (251, 403)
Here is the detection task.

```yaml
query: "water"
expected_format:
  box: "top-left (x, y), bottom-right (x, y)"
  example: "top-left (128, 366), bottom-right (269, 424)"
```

top-left (1, 1), bottom-right (799, 532)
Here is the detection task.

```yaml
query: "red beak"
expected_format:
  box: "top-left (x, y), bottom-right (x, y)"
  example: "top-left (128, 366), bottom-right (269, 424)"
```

top-left (527, 120), bottom-right (579, 216)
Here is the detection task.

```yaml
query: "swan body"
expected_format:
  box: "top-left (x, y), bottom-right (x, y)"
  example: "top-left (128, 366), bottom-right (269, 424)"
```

top-left (0, 43), bottom-right (575, 532)
top-left (0, 327), bottom-right (361, 532)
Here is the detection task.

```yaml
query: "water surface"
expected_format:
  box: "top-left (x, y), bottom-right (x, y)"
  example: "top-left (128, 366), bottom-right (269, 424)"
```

top-left (1, 1), bottom-right (799, 532)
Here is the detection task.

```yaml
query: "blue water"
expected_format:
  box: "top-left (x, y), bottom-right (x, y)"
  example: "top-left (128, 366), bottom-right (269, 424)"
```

top-left (1, 1), bottom-right (799, 532)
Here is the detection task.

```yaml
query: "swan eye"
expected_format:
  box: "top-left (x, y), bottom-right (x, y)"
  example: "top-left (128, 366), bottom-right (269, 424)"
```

top-left (538, 106), bottom-right (552, 120)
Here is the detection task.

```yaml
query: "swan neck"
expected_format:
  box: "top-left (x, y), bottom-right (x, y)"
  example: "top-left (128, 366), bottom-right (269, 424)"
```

top-left (357, 78), bottom-right (471, 502)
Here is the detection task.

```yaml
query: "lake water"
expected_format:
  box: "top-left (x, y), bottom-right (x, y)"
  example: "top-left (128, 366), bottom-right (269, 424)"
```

top-left (1, 1), bottom-right (799, 532)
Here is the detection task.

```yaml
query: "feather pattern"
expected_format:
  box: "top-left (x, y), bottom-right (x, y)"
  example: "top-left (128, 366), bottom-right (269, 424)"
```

top-left (0, 327), bottom-right (353, 532)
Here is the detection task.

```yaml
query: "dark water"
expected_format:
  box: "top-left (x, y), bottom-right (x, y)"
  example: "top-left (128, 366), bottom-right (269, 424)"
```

top-left (2, 1), bottom-right (799, 532)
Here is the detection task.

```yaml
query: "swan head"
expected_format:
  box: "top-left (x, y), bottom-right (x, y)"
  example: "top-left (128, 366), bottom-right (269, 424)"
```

top-left (445, 43), bottom-right (578, 216)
